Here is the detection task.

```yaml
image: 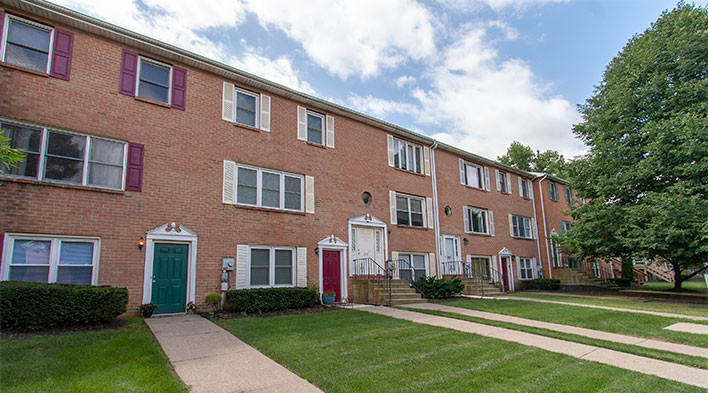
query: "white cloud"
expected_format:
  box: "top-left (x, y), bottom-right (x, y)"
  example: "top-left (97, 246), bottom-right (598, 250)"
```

top-left (229, 47), bottom-right (316, 95)
top-left (243, 0), bottom-right (437, 79)
top-left (436, 0), bottom-right (569, 12)
top-left (395, 75), bottom-right (417, 88)
top-left (347, 94), bottom-right (418, 118)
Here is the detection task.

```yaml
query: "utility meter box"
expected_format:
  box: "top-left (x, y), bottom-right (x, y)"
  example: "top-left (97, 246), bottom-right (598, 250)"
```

top-left (222, 258), bottom-right (235, 271)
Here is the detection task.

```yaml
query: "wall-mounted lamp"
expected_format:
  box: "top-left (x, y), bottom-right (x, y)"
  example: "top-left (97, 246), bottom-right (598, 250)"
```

top-left (138, 236), bottom-right (145, 250)
top-left (463, 238), bottom-right (469, 245)
top-left (314, 247), bottom-right (319, 255)
top-left (387, 229), bottom-right (392, 235)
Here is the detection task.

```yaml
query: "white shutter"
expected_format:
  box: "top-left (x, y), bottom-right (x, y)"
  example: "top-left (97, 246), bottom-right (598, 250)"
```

top-left (532, 220), bottom-right (538, 239)
top-left (424, 147), bottom-right (431, 176)
top-left (507, 174), bottom-right (512, 195)
top-left (463, 206), bottom-right (470, 233)
top-left (518, 177), bottom-right (523, 196)
top-left (222, 82), bottom-right (234, 122)
top-left (297, 106), bottom-right (307, 141)
top-left (484, 167), bottom-right (491, 191)
top-left (489, 211), bottom-right (495, 236)
top-left (459, 159), bottom-right (466, 184)
top-left (492, 255), bottom-right (498, 283)
top-left (296, 247), bottom-right (307, 287)
top-left (222, 160), bottom-right (235, 204)
top-left (391, 251), bottom-right (399, 279)
top-left (325, 115), bottom-right (335, 148)
top-left (426, 197), bottom-right (434, 229)
top-left (259, 94), bottom-right (271, 132)
top-left (516, 256), bottom-right (521, 280)
top-left (389, 190), bottom-right (397, 224)
top-left (532, 257), bottom-right (538, 278)
top-left (509, 214), bottom-right (515, 237)
top-left (235, 245), bottom-right (248, 289)
top-left (495, 169), bottom-right (501, 191)
top-left (428, 252), bottom-right (436, 277)
top-left (305, 175), bottom-right (315, 214)
top-left (387, 135), bottom-right (395, 167)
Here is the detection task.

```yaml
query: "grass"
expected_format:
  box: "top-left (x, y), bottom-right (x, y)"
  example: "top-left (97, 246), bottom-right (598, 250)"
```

top-left (0, 318), bottom-right (187, 393)
top-left (444, 299), bottom-right (708, 348)
top-left (403, 307), bottom-right (708, 370)
top-left (219, 310), bottom-right (704, 392)
top-left (508, 292), bottom-right (708, 317)
top-left (643, 280), bottom-right (707, 294)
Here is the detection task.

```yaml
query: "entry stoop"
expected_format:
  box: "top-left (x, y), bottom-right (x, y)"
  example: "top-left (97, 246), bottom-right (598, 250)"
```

top-left (351, 278), bottom-right (424, 306)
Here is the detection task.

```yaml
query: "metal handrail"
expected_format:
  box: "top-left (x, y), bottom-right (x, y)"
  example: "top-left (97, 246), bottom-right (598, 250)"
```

top-left (439, 260), bottom-right (504, 295)
top-left (392, 258), bottom-right (426, 296)
top-left (352, 257), bottom-right (391, 305)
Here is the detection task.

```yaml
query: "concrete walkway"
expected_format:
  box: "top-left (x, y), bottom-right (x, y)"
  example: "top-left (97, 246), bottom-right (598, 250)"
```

top-left (360, 305), bottom-right (708, 389)
top-left (145, 315), bottom-right (323, 393)
top-left (665, 322), bottom-right (708, 335)
top-left (477, 295), bottom-right (708, 321)
top-left (405, 303), bottom-right (708, 359)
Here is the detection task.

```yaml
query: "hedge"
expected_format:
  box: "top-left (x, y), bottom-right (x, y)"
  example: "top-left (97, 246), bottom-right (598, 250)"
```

top-left (0, 281), bottom-right (128, 331)
top-left (224, 287), bottom-right (319, 313)
top-left (526, 278), bottom-right (561, 290)
top-left (414, 276), bottom-right (465, 299)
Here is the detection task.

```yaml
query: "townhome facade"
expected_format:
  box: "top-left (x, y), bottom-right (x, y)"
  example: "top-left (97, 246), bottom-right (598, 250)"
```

top-left (0, 0), bottom-right (556, 314)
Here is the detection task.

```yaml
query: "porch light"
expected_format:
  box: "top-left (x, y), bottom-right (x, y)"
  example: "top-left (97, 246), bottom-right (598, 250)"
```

top-left (314, 247), bottom-right (319, 255)
top-left (138, 236), bottom-right (145, 250)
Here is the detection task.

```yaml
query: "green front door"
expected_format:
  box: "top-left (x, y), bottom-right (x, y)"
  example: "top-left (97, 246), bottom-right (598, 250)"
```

top-left (151, 243), bottom-right (189, 314)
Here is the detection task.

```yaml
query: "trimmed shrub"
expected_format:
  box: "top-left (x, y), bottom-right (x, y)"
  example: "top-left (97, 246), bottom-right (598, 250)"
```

top-left (414, 276), bottom-right (465, 299)
top-left (224, 287), bottom-right (319, 313)
top-left (0, 281), bottom-right (128, 331)
top-left (611, 278), bottom-right (632, 287)
top-left (526, 278), bottom-right (561, 290)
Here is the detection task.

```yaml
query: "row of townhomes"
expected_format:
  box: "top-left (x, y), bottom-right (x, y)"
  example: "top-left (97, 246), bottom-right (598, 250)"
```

top-left (0, 0), bottom-right (578, 314)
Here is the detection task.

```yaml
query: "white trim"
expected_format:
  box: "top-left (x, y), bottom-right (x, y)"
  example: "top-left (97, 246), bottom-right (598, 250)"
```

top-left (391, 137), bottom-right (424, 174)
top-left (518, 257), bottom-right (535, 280)
top-left (247, 245), bottom-right (296, 288)
top-left (136, 56), bottom-right (173, 105)
top-left (510, 215), bottom-right (534, 239)
top-left (396, 252), bottom-right (430, 277)
top-left (1, 233), bottom-right (100, 285)
top-left (1, 14), bottom-right (54, 73)
top-left (394, 192), bottom-right (427, 228)
top-left (460, 160), bottom-right (485, 189)
top-left (348, 215), bottom-right (388, 276)
top-left (231, 162), bottom-right (305, 212)
top-left (141, 223), bottom-right (198, 305)
top-left (304, 109), bottom-right (325, 145)
top-left (464, 206), bottom-right (491, 235)
top-left (233, 86), bottom-right (260, 128)
top-left (317, 236), bottom-right (348, 302)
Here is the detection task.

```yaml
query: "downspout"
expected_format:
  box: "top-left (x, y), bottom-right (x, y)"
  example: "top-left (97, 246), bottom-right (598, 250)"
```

top-left (537, 175), bottom-right (553, 278)
top-left (430, 141), bottom-right (442, 278)
top-left (530, 177), bottom-right (543, 278)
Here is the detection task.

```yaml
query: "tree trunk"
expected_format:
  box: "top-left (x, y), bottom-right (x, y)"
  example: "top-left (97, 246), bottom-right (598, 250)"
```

top-left (672, 262), bottom-right (683, 290)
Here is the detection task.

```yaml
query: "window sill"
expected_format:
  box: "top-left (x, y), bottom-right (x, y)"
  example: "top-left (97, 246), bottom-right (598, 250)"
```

top-left (511, 236), bottom-right (536, 241)
top-left (0, 62), bottom-right (50, 77)
top-left (0, 176), bottom-right (125, 195)
top-left (392, 167), bottom-right (426, 177)
top-left (462, 184), bottom-right (487, 192)
top-left (233, 122), bottom-right (264, 133)
top-left (226, 203), bottom-right (306, 216)
top-left (134, 96), bottom-right (171, 108)
top-left (396, 224), bottom-right (429, 231)
top-left (305, 141), bottom-right (327, 149)
top-left (464, 232), bottom-right (492, 237)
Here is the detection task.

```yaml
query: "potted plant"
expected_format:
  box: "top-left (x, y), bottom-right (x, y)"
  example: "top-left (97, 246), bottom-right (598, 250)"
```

top-left (186, 301), bottom-right (197, 314)
top-left (321, 291), bottom-right (336, 305)
top-left (205, 293), bottom-right (222, 319)
top-left (140, 302), bottom-right (158, 318)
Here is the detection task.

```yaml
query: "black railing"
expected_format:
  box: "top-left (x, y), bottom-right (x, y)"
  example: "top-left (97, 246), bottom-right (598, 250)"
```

top-left (352, 257), bottom-right (391, 305)
top-left (439, 259), bottom-right (504, 295)
top-left (392, 258), bottom-right (426, 296)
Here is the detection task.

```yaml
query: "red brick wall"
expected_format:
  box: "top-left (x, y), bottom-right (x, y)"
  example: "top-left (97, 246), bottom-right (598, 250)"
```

top-left (533, 176), bottom-right (574, 276)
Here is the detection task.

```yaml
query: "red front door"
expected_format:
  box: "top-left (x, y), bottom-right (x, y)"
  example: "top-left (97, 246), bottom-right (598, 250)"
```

top-left (501, 257), bottom-right (510, 292)
top-left (322, 250), bottom-right (341, 302)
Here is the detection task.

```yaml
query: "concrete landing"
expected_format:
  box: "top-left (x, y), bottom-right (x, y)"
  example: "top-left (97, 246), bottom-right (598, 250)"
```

top-left (665, 322), bottom-right (708, 335)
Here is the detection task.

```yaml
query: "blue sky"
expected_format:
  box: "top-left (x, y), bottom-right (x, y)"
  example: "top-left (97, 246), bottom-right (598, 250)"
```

top-left (53, 0), bottom-right (698, 160)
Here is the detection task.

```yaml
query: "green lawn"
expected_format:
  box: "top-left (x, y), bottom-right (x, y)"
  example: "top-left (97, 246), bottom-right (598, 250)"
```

top-left (0, 319), bottom-right (186, 393)
top-left (644, 280), bottom-right (707, 294)
top-left (219, 310), bottom-right (703, 393)
top-left (509, 292), bottom-right (708, 317)
top-left (445, 299), bottom-right (708, 348)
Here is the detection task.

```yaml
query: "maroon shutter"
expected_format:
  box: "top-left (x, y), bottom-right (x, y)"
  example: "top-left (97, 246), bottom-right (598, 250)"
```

top-left (171, 66), bottom-right (186, 110)
top-left (125, 143), bottom-right (144, 191)
top-left (119, 50), bottom-right (138, 96)
top-left (49, 28), bottom-right (74, 81)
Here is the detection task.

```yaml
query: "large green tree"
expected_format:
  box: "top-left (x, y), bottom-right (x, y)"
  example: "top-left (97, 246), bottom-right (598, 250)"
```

top-left (570, 2), bottom-right (708, 289)
top-left (497, 141), bottom-right (569, 178)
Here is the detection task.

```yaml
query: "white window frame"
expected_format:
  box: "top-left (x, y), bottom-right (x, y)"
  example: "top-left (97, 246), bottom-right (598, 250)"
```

top-left (520, 178), bottom-right (531, 199)
top-left (518, 257), bottom-right (534, 280)
top-left (0, 14), bottom-right (55, 74)
top-left (462, 162), bottom-right (485, 189)
top-left (395, 192), bottom-right (426, 228)
top-left (233, 86), bottom-right (260, 128)
top-left (0, 119), bottom-right (128, 190)
top-left (306, 110), bottom-right (325, 145)
top-left (499, 171), bottom-right (509, 193)
top-left (548, 181), bottom-right (559, 201)
top-left (397, 252), bottom-right (429, 276)
top-left (248, 246), bottom-right (296, 288)
top-left (465, 206), bottom-right (490, 235)
top-left (1, 233), bottom-right (100, 285)
top-left (512, 215), bottom-right (533, 239)
top-left (393, 137), bottom-right (423, 174)
top-left (560, 221), bottom-right (572, 235)
top-left (136, 56), bottom-right (173, 104)
top-left (233, 163), bottom-right (304, 212)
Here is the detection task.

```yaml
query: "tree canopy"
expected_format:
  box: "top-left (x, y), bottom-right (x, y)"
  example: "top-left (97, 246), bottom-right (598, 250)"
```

top-left (569, 2), bottom-right (708, 289)
top-left (497, 141), bottom-right (569, 178)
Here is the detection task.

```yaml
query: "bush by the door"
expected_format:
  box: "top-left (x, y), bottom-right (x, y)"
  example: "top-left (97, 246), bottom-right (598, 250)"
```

top-left (224, 287), bottom-right (318, 314)
top-left (0, 281), bottom-right (128, 331)
top-left (414, 277), bottom-right (465, 299)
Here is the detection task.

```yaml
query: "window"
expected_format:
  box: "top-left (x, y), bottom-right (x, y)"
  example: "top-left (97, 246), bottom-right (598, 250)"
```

top-left (461, 161), bottom-right (485, 189)
top-left (560, 221), bottom-right (573, 235)
top-left (498, 171), bottom-right (509, 193)
top-left (565, 187), bottom-right (574, 205)
top-left (137, 57), bottom-right (171, 104)
top-left (469, 256), bottom-right (492, 278)
top-left (398, 253), bottom-right (427, 281)
top-left (393, 138), bottom-right (423, 174)
top-left (518, 258), bottom-right (534, 280)
top-left (1, 15), bottom-right (52, 73)
top-left (548, 181), bottom-right (559, 201)
top-left (234, 163), bottom-right (303, 211)
top-left (249, 246), bottom-right (294, 287)
top-left (465, 207), bottom-right (489, 234)
top-left (512, 215), bottom-right (533, 239)
top-left (520, 178), bottom-right (530, 199)
top-left (395, 193), bottom-right (425, 227)
top-left (1, 121), bottom-right (127, 190)
top-left (2, 234), bottom-right (99, 285)
top-left (307, 111), bottom-right (324, 145)
top-left (234, 87), bottom-right (259, 127)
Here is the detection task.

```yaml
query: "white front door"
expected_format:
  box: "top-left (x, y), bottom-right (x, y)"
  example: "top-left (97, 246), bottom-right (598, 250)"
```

top-left (441, 235), bottom-right (461, 275)
top-left (351, 226), bottom-right (383, 275)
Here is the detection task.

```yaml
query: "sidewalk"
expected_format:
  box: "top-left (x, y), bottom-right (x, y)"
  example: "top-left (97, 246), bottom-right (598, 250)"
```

top-left (145, 315), bottom-right (323, 393)
top-left (360, 305), bottom-right (708, 389)
top-left (405, 303), bottom-right (708, 358)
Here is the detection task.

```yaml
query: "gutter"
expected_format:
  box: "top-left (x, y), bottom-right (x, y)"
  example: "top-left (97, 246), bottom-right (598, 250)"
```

top-left (537, 175), bottom-right (553, 278)
top-left (530, 180), bottom-right (543, 278)
top-left (430, 141), bottom-right (442, 278)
